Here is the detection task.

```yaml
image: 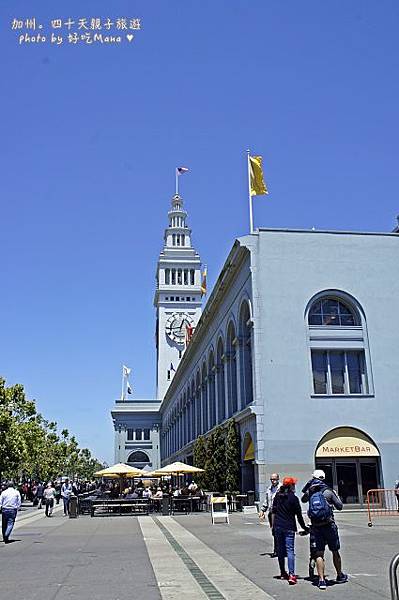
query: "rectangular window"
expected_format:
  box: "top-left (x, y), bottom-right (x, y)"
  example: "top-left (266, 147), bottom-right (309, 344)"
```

top-left (171, 269), bottom-right (176, 285)
top-left (127, 429), bottom-right (134, 441)
top-left (144, 429), bottom-right (150, 440)
top-left (311, 351), bottom-right (327, 394)
top-left (177, 269), bottom-right (182, 285)
top-left (347, 351), bottom-right (368, 394)
top-left (186, 296), bottom-right (190, 301)
top-left (330, 351), bottom-right (345, 394)
top-left (311, 350), bottom-right (368, 395)
top-left (135, 428), bottom-right (142, 441)
top-left (181, 235), bottom-right (185, 246)
top-left (190, 269), bottom-right (195, 285)
top-left (184, 269), bottom-right (188, 285)
top-left (165, 269), bottom-right (170, 285)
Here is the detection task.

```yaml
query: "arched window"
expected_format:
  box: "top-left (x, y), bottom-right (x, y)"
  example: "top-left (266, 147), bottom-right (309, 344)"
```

top-left (216, 339), bottom-right (226, 423)
top-left (127, 451), bottom-right (150, 465)
top-left (208, 351), bottom-right (216, 428)
top-left (239, 301), bottom-right (253, 407)
top-left (201, 363), bottom-right (208, 433)
top-left (308, 297), bottom-right (358, 326)
top-left (226, 322), bottom-right (238, 416)
top-left (307, 292), bottom-right (370, 396)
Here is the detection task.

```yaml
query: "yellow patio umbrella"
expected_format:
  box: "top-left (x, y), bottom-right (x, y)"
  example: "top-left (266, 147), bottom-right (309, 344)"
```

top-left (94, 463), bottom-right (146, 496)
top-left (155, 461), bottom-right (205, 475)
top-left (94, 463), bottom-right (145, 477)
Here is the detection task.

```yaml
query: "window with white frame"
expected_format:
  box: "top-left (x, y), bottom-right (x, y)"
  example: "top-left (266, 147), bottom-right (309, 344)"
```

top-left (311, 350), bottom-right (368, 395)
top-left (307, 293), bottom-right (371, 396)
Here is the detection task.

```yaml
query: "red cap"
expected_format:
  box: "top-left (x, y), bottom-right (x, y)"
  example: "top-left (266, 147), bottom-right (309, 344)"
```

top-left (282, 476), bottom-right (298, 486)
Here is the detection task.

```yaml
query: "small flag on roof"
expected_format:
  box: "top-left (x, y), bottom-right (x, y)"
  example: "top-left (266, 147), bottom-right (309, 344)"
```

top-left (176, 166), bottom-right (189, 175)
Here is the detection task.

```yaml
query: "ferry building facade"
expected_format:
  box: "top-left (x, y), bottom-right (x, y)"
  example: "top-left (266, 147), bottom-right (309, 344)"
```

top-left (112, 196), bottom-right (399, 505)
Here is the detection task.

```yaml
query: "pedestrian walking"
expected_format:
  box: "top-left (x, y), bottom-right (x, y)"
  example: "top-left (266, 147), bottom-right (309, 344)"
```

top-left (1, 481), bottom-right (22, 544)
top-left (301, 469), bottom-right (348, 590)
top-left (259, 473), bottom-right (281, 557)
top-left (35, 482), bottom-right (44, 509)
top-left (61, 479), bottom-right (73, 516)
top-left (271, 476), bottom-right (309, 585)
top-left (44, 482), bottom-right (56, 517)
top-left (394, 478), bottom-right (399, 512)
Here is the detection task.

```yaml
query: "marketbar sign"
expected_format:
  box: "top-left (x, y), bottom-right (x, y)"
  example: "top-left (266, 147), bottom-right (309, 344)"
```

top-left (315, 427), bottom-right (380, 458)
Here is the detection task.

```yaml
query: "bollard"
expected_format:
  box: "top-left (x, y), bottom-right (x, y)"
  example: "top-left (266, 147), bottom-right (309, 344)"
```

top-left (69, 494), bottom-right (78, 518)
top-left (247, 490), bottom-right (255, 506)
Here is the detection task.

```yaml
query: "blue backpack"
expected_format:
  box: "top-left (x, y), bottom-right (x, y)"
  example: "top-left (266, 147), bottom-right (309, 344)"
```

top-left (308, 490), bottom-right (332, 523)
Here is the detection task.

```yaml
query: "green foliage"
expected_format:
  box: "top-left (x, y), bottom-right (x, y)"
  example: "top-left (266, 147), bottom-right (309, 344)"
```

top-left (193, 435), bottom-right (207, 489)
top-left (0, 376), bottom-right (103, 483)
top-left (225, 419), bottom-right (241, 493)
top-left (204, 427), bottom-right (226, 493)
top-left (212, 426), bottom-right (226, 493)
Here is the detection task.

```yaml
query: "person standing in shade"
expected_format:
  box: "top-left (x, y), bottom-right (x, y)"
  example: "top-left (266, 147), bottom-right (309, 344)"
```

top-left (301, 469), bottom-right (348, 590)
top-left (1, 481), bottom-right (21, 544)
top-left (44, 482), bottom-right (56, 517)
top-left (259, 473), bottom-right (281, 557)
top-left (61, 479), bottom-right (73, 516)
top-left (271, 476), bottom-right (309, 585)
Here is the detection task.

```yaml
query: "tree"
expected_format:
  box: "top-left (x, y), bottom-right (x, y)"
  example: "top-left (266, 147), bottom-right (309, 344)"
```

top-left (0, 378), bottom-right (36, 482)
top-left (225, 419), bottom-right (241, 493)
top-left (0, 376), bottom-right (104, 484)
top-left (204, 432), bottom-right (215, 490)
top-left (212, 426), bottom-right (226, 493)
top-left (193, 435), bottom-right (207, 489)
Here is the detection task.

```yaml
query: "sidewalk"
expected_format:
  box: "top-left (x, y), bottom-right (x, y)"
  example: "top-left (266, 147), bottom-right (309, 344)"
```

top-left (1, 507), bottom-right (397, 599)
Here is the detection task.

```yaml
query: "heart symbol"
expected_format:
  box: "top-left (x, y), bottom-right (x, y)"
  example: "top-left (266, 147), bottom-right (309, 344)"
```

top-left (126, 34), bottom-right (134, 42)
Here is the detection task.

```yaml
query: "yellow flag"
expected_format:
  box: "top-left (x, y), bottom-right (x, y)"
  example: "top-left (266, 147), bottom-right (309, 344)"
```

top-left (249, 155), bottom-right (268, 196)
top-left (200, 266), bottom-right (207, 296)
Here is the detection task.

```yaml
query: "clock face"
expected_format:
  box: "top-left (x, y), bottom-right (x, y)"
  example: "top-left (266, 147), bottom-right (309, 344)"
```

top-left (165, 312), bottom-right (194, 343)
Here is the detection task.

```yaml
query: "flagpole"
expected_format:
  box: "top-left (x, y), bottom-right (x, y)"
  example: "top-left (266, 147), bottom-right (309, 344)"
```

top-left (175, 169), bottom-right (178, 195)
top-left (247, 149), bottom-right (254, 234)
top-left (121, 366), bottom-right (125, 401)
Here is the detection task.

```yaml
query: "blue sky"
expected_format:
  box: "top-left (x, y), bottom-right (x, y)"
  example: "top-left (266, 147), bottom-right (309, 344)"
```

top-left (1, 1), bottom-right (398, 463)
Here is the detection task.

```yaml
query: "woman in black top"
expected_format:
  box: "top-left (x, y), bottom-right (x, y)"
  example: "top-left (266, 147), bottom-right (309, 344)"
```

top-left (271, 476), bottom-right (308, 585)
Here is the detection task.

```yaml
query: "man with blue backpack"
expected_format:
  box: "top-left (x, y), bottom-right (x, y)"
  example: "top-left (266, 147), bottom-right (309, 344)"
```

top-left (301, 469), bottom-right (348, 590)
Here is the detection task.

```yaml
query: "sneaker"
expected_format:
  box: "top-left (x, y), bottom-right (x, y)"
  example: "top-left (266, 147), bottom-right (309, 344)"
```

top-left (288, 575), bottom-right (297, 585)
top-left (318, 579), bottom-right (327, 590)
top-left (336, 573), bottom-right (348, 584)
top-left (280, 572), bottom-right (289, 580)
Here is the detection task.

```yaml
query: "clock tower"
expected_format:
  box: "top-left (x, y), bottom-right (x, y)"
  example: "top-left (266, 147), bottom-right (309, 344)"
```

top-left (154, 194), bottom-right (203, 400)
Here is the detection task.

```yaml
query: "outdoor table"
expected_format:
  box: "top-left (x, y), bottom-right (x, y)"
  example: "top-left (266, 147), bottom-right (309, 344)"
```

top-left (235, 494), bottom-right (248, 511)
top-left (170, 496), bottom-right (201, 515)
top-left (90, 498), bottom-right (150, 517)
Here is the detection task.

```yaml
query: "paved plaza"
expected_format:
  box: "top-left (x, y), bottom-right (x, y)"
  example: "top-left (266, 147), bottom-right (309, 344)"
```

top-left (1, 505), bottom-right (398, 600)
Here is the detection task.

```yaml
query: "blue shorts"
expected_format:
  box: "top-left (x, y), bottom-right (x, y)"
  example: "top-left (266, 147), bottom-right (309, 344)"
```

top-left (313, 522), bottom-right (340, 552)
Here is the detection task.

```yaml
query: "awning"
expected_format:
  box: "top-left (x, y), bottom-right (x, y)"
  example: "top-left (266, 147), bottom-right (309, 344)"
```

top-left (316, 427), bottom-right (379, 458)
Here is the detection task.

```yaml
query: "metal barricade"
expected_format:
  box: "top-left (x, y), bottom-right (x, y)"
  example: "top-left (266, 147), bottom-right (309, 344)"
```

top-left (367, 488), bottom-right (399, 527)
top-left (389, 553), bottom-right (399, 600)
